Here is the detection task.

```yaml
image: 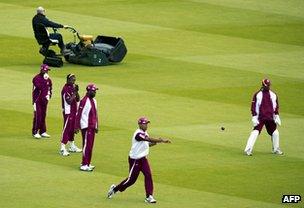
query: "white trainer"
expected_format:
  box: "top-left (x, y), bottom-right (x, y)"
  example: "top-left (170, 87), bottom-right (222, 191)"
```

top-left (33, 133), bottom-right (41, 139)
top-left (80, 165), bottom-right (93, 172)
top-left (68, 145), bottom-right (82, 153)
top-left (244, 150), bottom-right (252, 156)
top-left (145, 195), bottom-right (157, 203)
top-left (273, 149), bottom-right (284, 155)
top-left (107, 184), bottom-right (116, 199)
top-left (89, 164), bottom-right (95, 170)
top-left (41, 132), bottom-right (51, 138)
top-left (60, 148), bottom-right (70, 156)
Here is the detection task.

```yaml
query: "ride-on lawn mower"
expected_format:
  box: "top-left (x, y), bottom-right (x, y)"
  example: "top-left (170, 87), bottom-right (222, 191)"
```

top-left (41, 27), bottom-right (127, 67)
top-left (64, 27), bottom-right (127, 66)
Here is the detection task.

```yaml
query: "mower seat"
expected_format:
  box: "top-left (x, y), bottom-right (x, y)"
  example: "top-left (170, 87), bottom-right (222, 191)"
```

top-left (39, 39), bottom-right (59, 56)
top-left (49, 39), bottom-right (59, 45)
top-left (37, 25), bottom-right (61, 56)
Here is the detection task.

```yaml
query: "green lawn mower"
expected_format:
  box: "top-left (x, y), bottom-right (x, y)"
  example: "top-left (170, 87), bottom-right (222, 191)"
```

top-left (64, 27), bottom-right (127, 66)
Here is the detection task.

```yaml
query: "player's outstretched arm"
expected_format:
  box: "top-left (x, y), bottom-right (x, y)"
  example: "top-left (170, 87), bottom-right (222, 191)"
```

top-left (160, 138), bottom-right (171, 143)
top-left (148, 137), bottom-right (171, 144)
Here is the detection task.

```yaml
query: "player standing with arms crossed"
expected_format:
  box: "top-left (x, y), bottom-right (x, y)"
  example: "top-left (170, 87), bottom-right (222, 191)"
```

top-left (107, 117), bottom-right (171, 203)
top-left (244, 79), bottom-right (283, 156)
top-left (59, 74), bottom-right (82, 156)
top-left (75, 84), bottom-right (99, 171)
top-left (32, 64), bottom-right (52, 139)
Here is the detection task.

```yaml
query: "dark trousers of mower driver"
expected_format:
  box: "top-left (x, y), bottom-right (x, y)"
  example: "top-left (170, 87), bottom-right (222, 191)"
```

top-left (65, 36), bottom-right (127, 66)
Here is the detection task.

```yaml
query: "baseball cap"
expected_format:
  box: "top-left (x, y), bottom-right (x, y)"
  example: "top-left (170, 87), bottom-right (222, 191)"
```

top-left (138, 117), bottom-right (150, 124)
top-left (86, 83), bottom-right (98, 91)
top-left (262, 79), bottom-right (271, 87)
top-left (40, 64), bottom-right (50, 72)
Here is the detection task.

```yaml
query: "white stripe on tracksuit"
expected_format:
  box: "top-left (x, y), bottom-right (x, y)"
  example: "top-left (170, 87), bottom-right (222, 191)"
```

top-left (61, 115), bottom-right (69, 141)
top-left (83, 131), bottom-right (88, 157)
top-left (123, 160), bottom-right (137, 185)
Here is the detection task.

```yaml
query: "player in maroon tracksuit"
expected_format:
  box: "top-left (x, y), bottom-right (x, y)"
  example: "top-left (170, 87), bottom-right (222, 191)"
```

top-left (244, 79), bottom-right (283, 156)
top-left (59, 74), bottom-right (82, 156)
top-left (75, 84), bottom-right (99, 171)
top-left (107, 117), bottom-right (171, 203)
top-left (32, 64), bottom-right (52, 139)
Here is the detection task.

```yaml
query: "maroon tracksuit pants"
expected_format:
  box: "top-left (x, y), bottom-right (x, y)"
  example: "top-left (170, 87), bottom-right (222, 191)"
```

top-left (81, 128), bottom-right (96, 166)
top-left (32, 101), bottom-right (48, 135)
top-left (61, 114), bottom-right (75, 144)
top-left (114, 156), bottom-right (153, 197)
top-left (254, 119), bottom-right (277, 135)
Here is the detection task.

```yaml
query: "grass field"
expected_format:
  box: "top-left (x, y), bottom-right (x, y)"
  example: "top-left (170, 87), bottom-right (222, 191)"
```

top-left (0, 1), bottom-right (304, 207)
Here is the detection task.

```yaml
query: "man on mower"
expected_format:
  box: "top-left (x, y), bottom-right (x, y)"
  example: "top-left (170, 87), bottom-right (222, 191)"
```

top-left (32, 6), bottom-right (69, 55)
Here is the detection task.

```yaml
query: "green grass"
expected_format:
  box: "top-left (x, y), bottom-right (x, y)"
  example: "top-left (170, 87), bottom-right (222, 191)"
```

top-left (0, 1), bottom-right (303, 207)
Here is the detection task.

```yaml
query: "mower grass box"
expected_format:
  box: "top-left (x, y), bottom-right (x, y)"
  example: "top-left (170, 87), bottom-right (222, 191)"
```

top-left (65, 35), bottom-right (127, 66)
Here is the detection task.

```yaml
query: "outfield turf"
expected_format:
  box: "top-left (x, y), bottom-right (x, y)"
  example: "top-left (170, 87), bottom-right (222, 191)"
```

top-left (0, 1), bottom-right (303, 207)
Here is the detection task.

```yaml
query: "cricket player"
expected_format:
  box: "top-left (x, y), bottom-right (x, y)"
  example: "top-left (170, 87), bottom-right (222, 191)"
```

top-left (75, 84), bottom-right (99, 171)
top-left (244, 79), bottom-right (283, 156)
top-left (59, 74), bottom-right (82, 156)
top-left (107, 117), bottom-right (171, 203)
top-left (32, 64), bottom-right (52, 139)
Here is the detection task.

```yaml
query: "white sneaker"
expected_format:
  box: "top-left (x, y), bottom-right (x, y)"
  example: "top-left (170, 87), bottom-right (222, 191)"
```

top-left (244, 150), bottom-right (252, 156)
top-left (68, 145), bottom-right (82, 153)
top-left (60, 148), bottom-right (70, 156)
top-left (145, 195), bottom-right (157, 203)
top-left (80, 165), bottom-right (93, 172)
top-left (33, 133), bottom-right (41, 139)
top-left (41, 132), bottom-right (51, 138)
top-left (107, 184), bottom-right (116, 199)
top-left (273, 149), bottom-right (284, 155)
top-left (89, 164), bottom-right (95, 170)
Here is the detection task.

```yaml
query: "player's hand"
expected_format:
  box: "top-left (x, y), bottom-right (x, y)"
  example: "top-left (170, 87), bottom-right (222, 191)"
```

top-left (74, 84), bottom-right (79, 92)
top-left (74, 128), bottom-right (79, 134)
top-left (274, 114), bottom-right (281, 126)
top-left (160, 138), bottom-right (171, 143)
top-left (251, 116), bottom-right (259, 127)
top-left (71, 93), bottom-right (76, 100)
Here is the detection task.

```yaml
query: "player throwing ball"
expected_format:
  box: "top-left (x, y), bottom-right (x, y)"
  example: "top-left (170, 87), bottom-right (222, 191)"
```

top-left (107, 117), bottom-right (171, 203)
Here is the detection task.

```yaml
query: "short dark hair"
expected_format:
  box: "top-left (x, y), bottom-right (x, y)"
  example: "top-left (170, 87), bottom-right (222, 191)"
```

top-left (66, 74), bottom-right (75, 82)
